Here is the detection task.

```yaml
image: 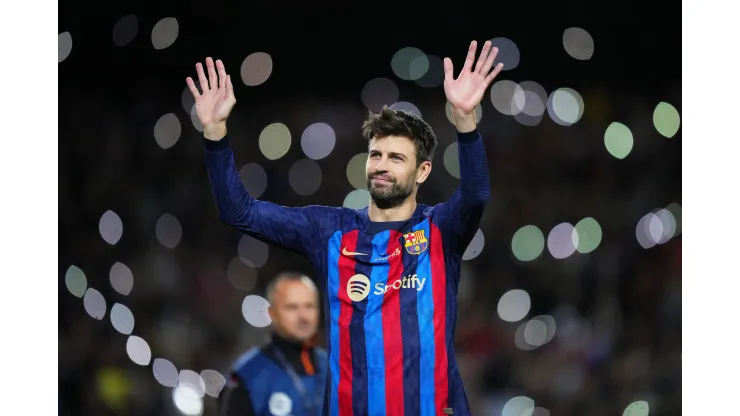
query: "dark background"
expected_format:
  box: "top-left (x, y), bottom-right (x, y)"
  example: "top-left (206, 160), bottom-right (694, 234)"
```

top-left (59, 0), bottom-right (681, 415)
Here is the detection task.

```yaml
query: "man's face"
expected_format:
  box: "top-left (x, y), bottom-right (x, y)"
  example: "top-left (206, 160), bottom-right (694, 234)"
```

top-left (269, 279), bottom-right (319, 343)
top-left (366, 135), bottom-right (422, 207)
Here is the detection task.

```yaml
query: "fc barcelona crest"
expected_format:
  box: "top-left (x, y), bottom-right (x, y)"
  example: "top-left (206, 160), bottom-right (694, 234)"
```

top-left (404, 230), bottom-right (428, 255)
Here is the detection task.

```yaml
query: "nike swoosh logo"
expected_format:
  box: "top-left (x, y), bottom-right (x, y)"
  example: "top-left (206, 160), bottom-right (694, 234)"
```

top-left (342, 247), bottom-right (367, 256)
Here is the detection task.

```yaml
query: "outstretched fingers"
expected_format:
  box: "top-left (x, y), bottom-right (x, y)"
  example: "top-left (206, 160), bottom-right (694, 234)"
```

top-left (485, 63), bottom-right (505, 85)
top-left (226, 74), bottom-right (235, 102)
top-left (186, 77), bottom-right (200, 98)
top-left (196, 62), bottom-right (209, 94)
top-left (480, 46), bottom-right (498, 75)
top-left (216, 59), bottom-right (227, 97)
top-left (206, 57), bottom-right (218, 91)
top-left (474, 41), bottom-right (492, 74)
top-left (460, 40), bottom-right (477, 75)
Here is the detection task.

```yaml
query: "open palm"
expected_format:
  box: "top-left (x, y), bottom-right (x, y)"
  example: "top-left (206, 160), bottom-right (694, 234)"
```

top-left (186, 57), bottom-right (236, 129)
top-left (444, 41), bottom-right (504, 114)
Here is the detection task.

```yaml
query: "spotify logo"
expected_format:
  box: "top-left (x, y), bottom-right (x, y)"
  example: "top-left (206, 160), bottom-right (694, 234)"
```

top-left (346, 274), bottom-right (371, 302)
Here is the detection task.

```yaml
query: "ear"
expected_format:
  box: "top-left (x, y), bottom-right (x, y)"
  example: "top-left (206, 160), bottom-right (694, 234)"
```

top-left (415, 160), bottom-right (432, 184)
top-left (267, 305), bottom-right (275, 321)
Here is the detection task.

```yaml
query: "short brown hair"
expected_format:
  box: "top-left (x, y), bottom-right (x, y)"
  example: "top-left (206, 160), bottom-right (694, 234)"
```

top-left (361, 106), bottom-right (438, 166)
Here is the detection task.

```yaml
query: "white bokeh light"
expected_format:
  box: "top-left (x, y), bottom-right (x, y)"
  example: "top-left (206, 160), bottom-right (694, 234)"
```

top-left (110, 303), bottom-right (135, 335)
top-left (151, 17), bottom-right (179, 50)
top-left (497, 289), bottom-right (531, 322)
top-left (301, 123), bottom-right (336, 160)
top-left (99, 210), bottom-right (123, 245)
top-left (153, 358), bottom-right (179, 387)
top-left (242, 295), bottom-right (272, 327)
top-left (462, 229), bottom-right (485, 260)
top-left (109, 262), bottom-right (134, 296)
top-left (126, 335), bottom-right (152, 366)
top-left (83, 288), bottom-right (107, 320)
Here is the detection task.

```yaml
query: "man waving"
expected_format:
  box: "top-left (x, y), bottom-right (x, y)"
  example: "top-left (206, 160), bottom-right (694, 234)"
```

top-left (187, 41), bottom-right (503, 416)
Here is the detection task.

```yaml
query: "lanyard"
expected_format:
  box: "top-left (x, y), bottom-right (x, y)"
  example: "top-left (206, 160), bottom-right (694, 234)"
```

top-left (270, 345), bottom-right (324, 416)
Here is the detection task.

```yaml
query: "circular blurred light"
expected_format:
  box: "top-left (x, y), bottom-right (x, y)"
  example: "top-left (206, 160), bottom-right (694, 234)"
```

top-left (99, 210), bottom-right (123, 245)
top-left (548, 88), bottom-right (584, 125)
top-left (390, 101), bottom-right (422, 118)
top-left (343, 189), bottom-right (370, 209)
top-left (574, 217), bottom-right (602, 254)
top-left (156, 213), bottom-right (182, 248)
top-left (502, 396), bottom-right (535, 416)
top-left (531, 314), bottom-right (557, 345)
top-left (179, 370), bottom-right (206, 397)
top-left (154, 113), bottom-right (181, 150)
top-left (59, 32), bottom-right (73, 63)
top-left (110, 262), bottom-right (134, 296)
top-left (445, 102), bottom-right (482, 125)
top-left (301, 122), bottom-right (336, 160)
top-left (172, 384), bottom-right (204, 416)
top-left (512, 225), bottom-right (545, 261)
top-left (151, 17), bottom-right (179, 50)
top-left (655, 208), bottom-right (676, 243)
top-left (490, 37), bottom-right (520, 71)
top-left (462, 229), bottom-right (485, 260)
top-left (648, 213), bottom-right (665, 244)
top-left (65, 265), bottom-right (87, 298)
top-left (110, 303), bottom-right (135, 335)
top-left (563, 27), bottom-right (594, 60)
top-left (636, 213), bottom-right (658, 249)
top-left (240, 52), bottom-right (273, 86)
top-left (238, 235), bottom-right (269, 268)
top-left (181, 86), bottom-right (195, 114)
top-left (190, 104), bottom-right (203, 132)
top-left (666, 202), bottom-right (682, 236)
top-left (289, 158), bottom-right (322, 196)
top-left (346, 153), bottom-right (368, 190)
top-left (112, 15), bottom-right (138, 47)
top-left (548, 223), bottom-right (578, 259)
top-left (622, 400), bottom-right (650, 416)
top-left (258, 123), bottom-right (291, 160)
top-left (514, 321), bottom-right (538, 351)
top-left (83, 288), bottom-right (107, 320)
top-left (604, 122), bottom-right (634, 159)
top-left (126, 335), bottom-right (151, 365)
top-left (497, 289), bottom-right (531, 322)
top-left (519, 81), bottom-right (548, 115)
top-left (523, 319), bottom-right (548, 346)
top-left (226, 257), bottom-right (257, 291)
top-left (361, 78), bottom-right (400, 112)
top-left (200, 369), bottom-right (227, 398)
top-left (443, 143), bottom-right (460, 179)
top-left (242, 295), bottom-right (272, 327)
top-left (391, 47), bottom-right (429, 81)
top-left (653, 102), bottom-right (681, 138)
top-left (414, 55), bottom-right (445, 88)
top-left (153, 358), bottom-right (179, 387)
top-left (490, 80), bottom-right (525, 116)
top-left (238, 163), bottom-right (267, 198)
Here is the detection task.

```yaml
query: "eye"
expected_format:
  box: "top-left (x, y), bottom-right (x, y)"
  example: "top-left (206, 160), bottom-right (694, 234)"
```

top-left (392, 155), bottom-right (403, 161)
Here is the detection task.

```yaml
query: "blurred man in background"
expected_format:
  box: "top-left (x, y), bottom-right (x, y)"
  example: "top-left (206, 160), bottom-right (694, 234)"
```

top-left (218, 272), bottom-right (326, 416)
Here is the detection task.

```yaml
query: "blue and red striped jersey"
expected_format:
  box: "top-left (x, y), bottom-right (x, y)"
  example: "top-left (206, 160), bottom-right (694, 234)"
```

top-left (204, 129), bottom-right (490, 416)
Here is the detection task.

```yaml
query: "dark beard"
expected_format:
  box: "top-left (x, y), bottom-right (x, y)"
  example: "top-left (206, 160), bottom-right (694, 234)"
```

top-left (367, 177), bottom-right (414, 210)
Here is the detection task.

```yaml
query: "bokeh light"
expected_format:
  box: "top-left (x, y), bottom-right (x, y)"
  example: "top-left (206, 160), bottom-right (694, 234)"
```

top-left (200, 369), bottom-right (227, 398)
top-left (502, 396), bottom-right (535, 416)
top-left (445, 102), bottom-right (482, 125)
top-left (181, 86), bottom-right (195, 114)
top-left (126, 336), bottom-right (151, 365)
top-left (548, 88), bottom-right (584, 125)
top-left (390, 101), bottom-right (422, 118)
top-left (110, 262), bottom-right (134, 296)
top-left (151, 17), bottom-right (179, 50)
top-left (513, 81), bottom-right (547, 126)
top-left (179, 370), bottom-right (206, 397)
top-left (563, 27), bottom-right (594, 60)
top-left (65, 265), bottom-right (87, 298)
top-left (112, 15), bottom-right (138, 47)
top-left (240, 52), bottom-right (273, 86)
top-left (523, 318), bottom-right (548, 346)
top-left (238, 235), bottom-right (269, 268)
top-left (259, 123), bottom-right (291, 160)
top-left (391, 47), bottom-right (429, 81)
top-left (242, 295), bottom-right (272, 327)
top-left (343, 189), bottom-right (370, 209)
top-left (155, 213), bottom-right (183, 249)
top-left (190, 105), bottom-right (203, 132)
top-left (59, 32), bottom-right (73, 63)
top-left (83, 288), bottom-right (107, 320)
top-left (623, 400), bottom-right (650, 416)
top-left (153, 358), bottom-right (179, 387)
top-left (110, 303), bottom-right (135, 335)
top-left (604, 122), bottom-right (634, 159)
top-left (154, 113), bottom-right (181, 150)
top-left (301, 122), bottom-right (336, 160)
top-left (497, 289), bottom-right (531, 322)
top-left (636, 206), bottom-right (680, 249)
top-left (361, 78), bottom-right (400, 111)
top-left (530, 314), bottom-right (557, 346)
top-left (490, 80), bottom-right (525, 116)
top-left (512, 225), bottom-right (545, 261)
top-left (490, 37), bottom-right (520, 71)
top-left (462, 229), bottom-right (485, 260)
top-left (443, 143), bottom-right (460, 178)
top-left (414, 55), bottom-right (445, 88)
top-left (666, 202), bottom-right (682, 236)
top-left (239, 163), bottom-right (268, 198)
top-left (226, 257), bottom-right (258, 291)
top-left (574, 217), bottom-right (602, 253)
top-left (653, 102), bottom-right (680, 138)
top-left (346, 153), bottom-right (368, 190)
top-left (99, 210), bottom-right (123, 245)
top-left (289, 159), bottom-right (322, 196)
top-left (655, 208), bottom-right (677, 243)
top-left (548, 222), bottom-right (578, 259)
top-left (172, 384), bottom-right (204, 416)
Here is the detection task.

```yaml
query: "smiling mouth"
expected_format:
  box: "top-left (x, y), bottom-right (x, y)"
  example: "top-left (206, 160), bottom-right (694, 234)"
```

top-left (372, 177), bottom-right (393, 184)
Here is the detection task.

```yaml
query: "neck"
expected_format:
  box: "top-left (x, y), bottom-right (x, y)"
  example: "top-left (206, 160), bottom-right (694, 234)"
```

top-left (367, 196), bottom-right (417, 222)
top-left (272, 332), bottom-right (310, 351)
